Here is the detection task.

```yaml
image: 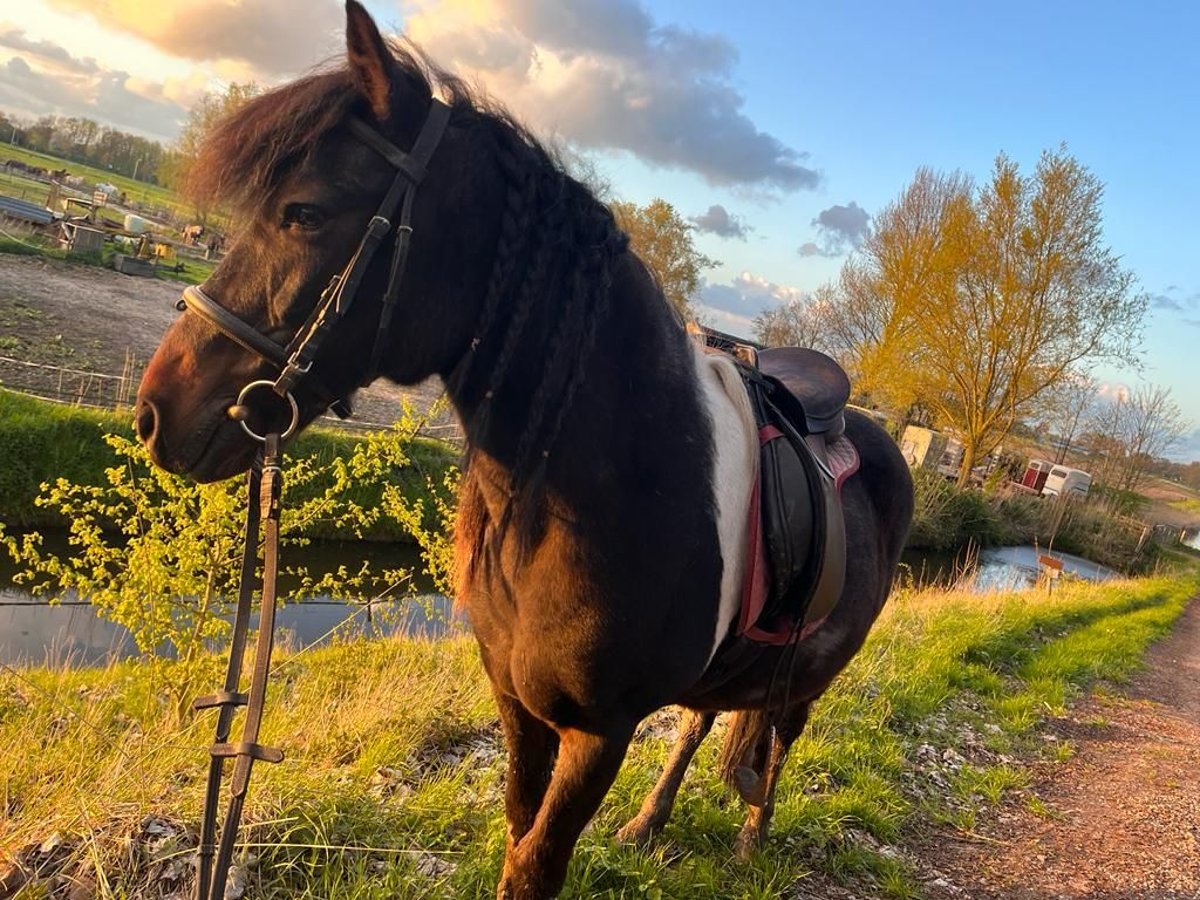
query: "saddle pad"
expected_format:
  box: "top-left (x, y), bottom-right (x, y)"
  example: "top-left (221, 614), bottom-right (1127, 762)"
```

top-left (827, 436), bottom-right (861, 490)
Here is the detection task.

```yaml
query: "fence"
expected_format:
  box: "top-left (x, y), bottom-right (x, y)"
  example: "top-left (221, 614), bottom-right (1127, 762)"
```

top-left (0, 353), bottom-right (139, 409)
top-left (0, 354), bottom-right (464, 445)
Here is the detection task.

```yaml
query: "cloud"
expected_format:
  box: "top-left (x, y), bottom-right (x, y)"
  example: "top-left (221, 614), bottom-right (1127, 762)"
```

top-left (0, 48), bottom-right (187, 142)
top-left (1150, 287), bottom-right (1199, 316)
top-left (1096, 382), bottom-right (1131, 404)
top-left (0, 26), bottom-right (98, 74)
top-left (43, 0), bottom-right (342, 78)
top-left (405, 0), bottom-right (819, 191)
top-left (798, 201), bottom-right (871, 257)
top-left (699, 271), bottom-right (805, 319)
top-left (1169, 427), bottom-right (1200, 463)
top-left (690, 204), bottom-right (749, 240)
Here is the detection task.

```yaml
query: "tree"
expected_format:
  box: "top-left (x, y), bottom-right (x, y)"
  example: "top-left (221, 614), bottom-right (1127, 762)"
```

top-left (825, 150), bottom-right (1146, 484)
top-left (0, 414), bottom-right (450, 721)
top-left (611, 198), bottom-right (716, 320)
top-left (166, 82), bottom-right (260, 198)
top-left (752, 285), bottom-right (853, 359)
top-left (1038, 372), bottom-right (1100, 464)
top-left (1089, 384), bottom-right (1189, 492)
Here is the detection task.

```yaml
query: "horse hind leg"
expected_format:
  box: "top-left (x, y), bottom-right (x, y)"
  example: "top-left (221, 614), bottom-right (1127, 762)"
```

top-left (725, 703), bottom-right (811, 860)
top-left (616, 708), bottom-right (716, 846)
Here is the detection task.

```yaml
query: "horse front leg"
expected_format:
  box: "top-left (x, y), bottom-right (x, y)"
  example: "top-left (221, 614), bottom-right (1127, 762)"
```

top-left (495, 692), bottom-right (559, 853)
top-left (733, 702), bottom-right (810, 860)
top-left (616, 708), bottom-right (716, 846)
top-left (498, 723), bottom-right (634, 900)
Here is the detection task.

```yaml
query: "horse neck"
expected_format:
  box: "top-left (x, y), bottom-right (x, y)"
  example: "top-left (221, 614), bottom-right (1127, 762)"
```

top-left (448, 252), bottom-right (699, 504)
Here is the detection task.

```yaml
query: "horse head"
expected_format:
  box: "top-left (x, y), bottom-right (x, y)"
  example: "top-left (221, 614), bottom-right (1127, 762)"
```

top-left (135, 1), bottom-right (502, 481)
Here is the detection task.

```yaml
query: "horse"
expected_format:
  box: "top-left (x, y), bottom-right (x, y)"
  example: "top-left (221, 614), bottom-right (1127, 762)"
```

top-left (134, 3), bottom-right (913, 897)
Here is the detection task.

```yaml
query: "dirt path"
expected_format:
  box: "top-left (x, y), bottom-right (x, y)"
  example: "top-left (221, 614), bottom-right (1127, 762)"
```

top-left (922, 598), bottom-right (1200, 899)
top-left (0, 254), bottom-right (445, 427)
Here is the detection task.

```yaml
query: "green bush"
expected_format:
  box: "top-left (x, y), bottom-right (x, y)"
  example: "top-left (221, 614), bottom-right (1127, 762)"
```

top-left (0, 388), bottom-right (458, 541)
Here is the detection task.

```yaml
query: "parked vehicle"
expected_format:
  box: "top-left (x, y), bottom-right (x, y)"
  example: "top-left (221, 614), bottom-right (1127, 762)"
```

top-left (1042, 465), bottom-right (1092, 498)
top-left (1021, 459), bottom-right (1055, 493)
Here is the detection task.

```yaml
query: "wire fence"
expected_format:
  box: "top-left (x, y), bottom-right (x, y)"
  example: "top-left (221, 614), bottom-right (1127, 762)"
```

top-left (0, 353), bottom-right (139, 408)
top-left (0, 353), bottom-right (465, 445)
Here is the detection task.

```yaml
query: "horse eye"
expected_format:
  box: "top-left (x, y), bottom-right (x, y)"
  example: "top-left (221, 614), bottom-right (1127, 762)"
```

top-left (283, 203), bottom-right (326, 230)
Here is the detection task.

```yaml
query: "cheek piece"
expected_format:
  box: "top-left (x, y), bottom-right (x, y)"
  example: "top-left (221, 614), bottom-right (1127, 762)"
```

top-left (176, 98), bottom-right (452, 439)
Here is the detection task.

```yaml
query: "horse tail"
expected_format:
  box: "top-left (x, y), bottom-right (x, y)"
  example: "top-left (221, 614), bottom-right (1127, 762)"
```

top-left (718, 709), bottom-right (772, 793)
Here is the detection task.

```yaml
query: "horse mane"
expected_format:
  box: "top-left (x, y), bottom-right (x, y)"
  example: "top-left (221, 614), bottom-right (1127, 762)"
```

top-left (190, 38), bottom-right (633, 562)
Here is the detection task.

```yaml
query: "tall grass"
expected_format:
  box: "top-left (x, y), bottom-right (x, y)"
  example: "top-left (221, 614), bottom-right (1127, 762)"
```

top-left (3, 572), bottom-right (1195, 898)
top-left (908, 468), bottom-right (1154, 572)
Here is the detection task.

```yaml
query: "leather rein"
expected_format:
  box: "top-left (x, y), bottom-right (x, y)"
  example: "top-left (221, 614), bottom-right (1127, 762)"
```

top-left (180, 99), bottom-right (451, 900)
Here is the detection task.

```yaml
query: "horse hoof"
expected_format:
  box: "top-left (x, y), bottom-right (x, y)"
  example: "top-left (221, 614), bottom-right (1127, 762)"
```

top-left (733, 766), bottom-right (765, 806)
top-left (615, 818), bottom-right (654, 847)
top-left (733, 832), bottom-right (757, 862)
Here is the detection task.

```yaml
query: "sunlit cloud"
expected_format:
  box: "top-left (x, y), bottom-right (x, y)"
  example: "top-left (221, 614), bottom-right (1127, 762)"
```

top-left (403, 0), bottom-right (819, 191)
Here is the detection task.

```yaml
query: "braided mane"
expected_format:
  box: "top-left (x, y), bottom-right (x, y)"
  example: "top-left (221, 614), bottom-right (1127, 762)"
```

top-left (452, 104), bottom-right (630, 559)
top-left (190, 38), bottom-right (633, 557)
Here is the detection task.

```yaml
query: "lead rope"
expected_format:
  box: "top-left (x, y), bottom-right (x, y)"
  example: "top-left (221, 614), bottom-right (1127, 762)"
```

top-left (193, 432), bottom-right (286, 900)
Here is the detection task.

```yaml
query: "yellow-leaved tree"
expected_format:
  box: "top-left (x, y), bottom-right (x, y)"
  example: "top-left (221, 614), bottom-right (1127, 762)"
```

top-left (825, 150), bottom-right (1146, 483)
top-left (611, 198), bottom-right (716, 321)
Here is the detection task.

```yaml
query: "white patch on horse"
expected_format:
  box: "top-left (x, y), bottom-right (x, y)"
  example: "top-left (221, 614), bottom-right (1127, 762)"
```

top-left (691, 343), bottom-right (758, 665)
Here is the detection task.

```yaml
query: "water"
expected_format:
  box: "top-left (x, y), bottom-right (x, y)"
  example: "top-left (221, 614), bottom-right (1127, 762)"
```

top-left (0, 532), bottom-right (458, 666)
top-left (902, 544), bottom-right (1118, 593)
top-left (3, 530), bottom-right (1122, 666)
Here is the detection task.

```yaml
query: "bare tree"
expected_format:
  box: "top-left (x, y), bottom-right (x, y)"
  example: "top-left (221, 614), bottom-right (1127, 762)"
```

top-left (1113, 385), bottom-right (1189, 491)
top-left (1039, 372), bottom-right (1100, 464)
top-left (752, 287), bottom-right (837, 353)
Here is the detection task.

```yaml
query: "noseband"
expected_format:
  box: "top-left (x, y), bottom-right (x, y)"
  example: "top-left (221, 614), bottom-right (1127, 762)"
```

top-left (177, 99), bottom-right (452, 438)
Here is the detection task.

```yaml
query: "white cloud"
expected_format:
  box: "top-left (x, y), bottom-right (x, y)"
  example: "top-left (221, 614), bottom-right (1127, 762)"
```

top-left (699, 271), bottom-right (805, 319)
top-left (404, 0), bottom-right (819, 191)
top-left (0, 42), bottom-right (189, 142)
top-left (44, 0), bottom-right (342, 79)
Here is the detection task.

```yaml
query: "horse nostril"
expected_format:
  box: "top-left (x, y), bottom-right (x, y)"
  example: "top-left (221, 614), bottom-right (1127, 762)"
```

top-left (135, 399), bottom-right (159, 444)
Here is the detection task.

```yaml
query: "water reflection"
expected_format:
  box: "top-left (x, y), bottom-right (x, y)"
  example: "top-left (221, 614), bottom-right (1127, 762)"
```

top-left (0, 534), bottom-right (458, 667)
top-left (901, 544), bottom-right (1118, 593)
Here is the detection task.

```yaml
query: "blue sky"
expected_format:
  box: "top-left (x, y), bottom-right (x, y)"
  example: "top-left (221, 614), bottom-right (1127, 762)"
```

top-left (4, 0), bottom-right (1198, 457)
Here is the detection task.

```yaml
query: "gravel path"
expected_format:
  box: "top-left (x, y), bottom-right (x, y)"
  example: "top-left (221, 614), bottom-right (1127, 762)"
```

top-left (922, 597), bottom-right (1200, 899)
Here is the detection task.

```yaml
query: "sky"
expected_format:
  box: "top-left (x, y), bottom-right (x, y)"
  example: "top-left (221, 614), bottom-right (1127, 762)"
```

top-left (2, 0), bottom-right (1198, 460)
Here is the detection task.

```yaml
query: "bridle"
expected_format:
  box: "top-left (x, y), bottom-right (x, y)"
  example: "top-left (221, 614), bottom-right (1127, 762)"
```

top-left (182, 98), bottom-right (451, 900)
top-left (178, 98), bottom-right (452, 440)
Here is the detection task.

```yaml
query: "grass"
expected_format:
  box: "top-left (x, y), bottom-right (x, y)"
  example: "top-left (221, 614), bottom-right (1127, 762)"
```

top-left (0, 388), bottom-right (457, 540)
top-left (1170, 498), bottom-right (1200, 516)
top-left (1, 143), bottom-right (186, 218)
top-left (2, 570), bottom-right (1196, 897)
top-left (907, 467), bottom-right (1160, 573)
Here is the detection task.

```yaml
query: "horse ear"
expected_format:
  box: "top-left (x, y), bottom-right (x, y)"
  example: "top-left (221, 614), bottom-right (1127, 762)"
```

top-left (345, 0), bottom-right (396, 121)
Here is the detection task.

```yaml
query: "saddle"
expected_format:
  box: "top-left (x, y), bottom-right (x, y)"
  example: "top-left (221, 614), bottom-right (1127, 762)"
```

top-left (698, 328), bottom-right (855, 645)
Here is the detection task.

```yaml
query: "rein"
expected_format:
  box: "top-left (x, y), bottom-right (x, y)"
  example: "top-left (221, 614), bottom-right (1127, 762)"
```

top-left (183, 100), bottom-right (450, 900)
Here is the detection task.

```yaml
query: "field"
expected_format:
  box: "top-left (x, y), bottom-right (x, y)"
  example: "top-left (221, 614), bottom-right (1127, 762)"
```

top-left (1, 142), bottom-right (186, 219)
top-left (2, 572), bottom-right (1196, 898)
